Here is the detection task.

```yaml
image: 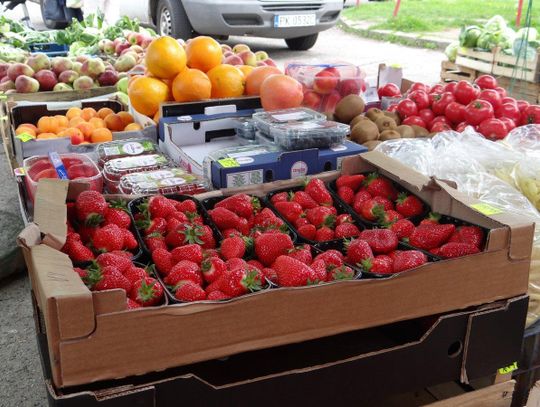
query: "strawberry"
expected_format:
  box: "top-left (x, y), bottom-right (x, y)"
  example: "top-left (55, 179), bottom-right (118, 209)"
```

top-left (127, 298), bottom-right (142, 309)
top-left (315, 227), bottom-right (335, 242)
top-left (409, 224), bottom-right (456, 250)
top-left (274, 201), bottom-right (303, 223)
top-left (335, 223), bottom-right (361, 238)
top-left (208, 207), bottom-right (241, 230)
top-left (144, 234), bottom-right (168, 252)
top-left (287, 244), bottom-right (313, 265)
top-left (305, 178), bottom-right (333, 206)
top-left (420, 212), bottom-right (441, 225)
top-left (137, 217), bottom-right (167, 236)
top-left (336, 214), bottom-right (353, 226)
top-left (358, 229), bottom-right (398, 254)
top-left (353, 189), bottom-right (372, 205)
top-left (254, 208), bottom-right (279, 227)
top-left (345, 239), bottom-right (374, 265)
top-left (226, 258), bottom-right (248, 270)
top-left (364, 173), bottom-right (398, 200)
top-left (378, 209), bottom-right (403, 225)
top-left (298, 224), bottom-right (316, 240)
top-left (205, 280), bottom-right (222, 294)
top-left (73, 267), bottom-right (87, 279)
top-left (310, 259), bottom-right (328, 282)
top-left (294, 217), bottom-right (310, 228)
top-left (220, 236), bottom-right (251, 260)
top-left (121, 229), bottom-right (138, 251)
top-left (109, 250), bottom-right (133, 260)
top-left (215, 194), bottom-right (260, 219)
top-left (130, 276), bottom-right (164, 306)
top-left (222, 228), bottom-right (242, 238)
top-left (165, 224), bottom-right (195, 248)
top-left (203, 248), bottom-right (220, 259)
top-left (262, 268), bottom-right (278, 284)
top-left (174, 199), bottom-right (197, 214)
top-left (392, 250), bottom-right (427, 272)
top-left (255, 232), bottom-right (294, 266)
top-left (290, 191), bottom-right (318, 209)
top-left (361, 255), bottom-right (393, 274)
top-left (175, 281), bottom-right (206, 302)
top-left (273, 255), bottom-right (318, 287)
top-left (124, 267), bottom-right (148, 285)
top-left (337, 186), bottom-right (355, 205)
top-left (167, 211), bottom-right (189, 224)
top-left (198, 225), bottom-right (216, 249)
top-left (96, 252), bottom-right (132, 273)
top-left (361, 200), bottom-right (385, 222)
top-left (166, 218), bottom-right (183, 235)
top-left (151, 248), bottom-right (174, 276)
top-left (165, 260), bottom-right (202, 286)
top-left (327, 265), bottom-right (355, 281)
top-left (448, 226), bottom-right (484, 249)
top-left (201, 257), bottom-right (227, 283)
top-left (207, 290), bottom-right (232, 301)
top-left (92, 224), bottom-right (125, 253)
top-left (185, 211), bottom-right (203, 225)
top-left (430, 248), bottom-right (442, 256)
top-left (93, 266), bottom-right (131, 292)
top-left (103, 204), bottom-right (131, 229)
top-left (390, 219), bottom-right (415, 239)
top-left (271, 191), bottom-right (289, 204)
top-left (243, 260), bottom-right (261, 272)
top-left (395, 193), bottom-right (424, 218)
top-left (62, 236), bottom-right (95, 262)
top-left (147, 195), bottom-right (176, 219)
top-left (66, 202), bottom-right (77, 223)
top-left (336, 174), bottom-right (365, 191)
top-left (75, 191), bottom-right (108, 226)
top-left (171, 244), bottom-right (203, 265)
top-left (219, 267), bottom-right (263, 297)
top-left (439, 242), bottom-right (480, 258)
top-left (306, 206), bottom-right (335, 228)
top-left (314, 250), bottom-right (344, 268)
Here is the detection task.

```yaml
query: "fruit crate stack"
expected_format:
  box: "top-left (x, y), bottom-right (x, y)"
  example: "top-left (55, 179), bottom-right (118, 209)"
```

top-left (440, 60), bottom-right (478, 83)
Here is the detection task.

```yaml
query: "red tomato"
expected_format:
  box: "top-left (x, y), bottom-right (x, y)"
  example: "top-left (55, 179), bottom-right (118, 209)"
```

top-left (522, 105), bottom-right (540, 124)
top-left (430, 122), bottom-right (452, 133)
top-left (444, 102), bottom-right (466, 124)
top-left (474, 75), bottom-right (498, 90)
top-left (517, 100), bottom-right (530, 112)
top-left (443, 82), bottom-right (457, 94)
top-left (499, 117), bottom-right (516, 132)
top-left (464, 99), bottom-right (494, 125)
top-left (429, 84), bottom-right (444, 94)
top-left (453, 80), bottom-right (480, 105)
top-left (409, 82), bottom-right (430, 93)
top-left (402, 115), bottom-right (427, 128)
top-left (418, 108), bottom-right (435, 125)
top-left (378, 83), bottom-right (402, 98)
top-left (396, 99), bottom-right (418, 118)
top-left (431, 92), bottom-right (455, 116)
top-left (430, 115), bottom-right (452, 127)
top-left (496, 103), bottom-right (521, 122)
top-left (455, 122), bottom-right (469, 132)
top-left (408, 90), bottom-right (430, 110)
top-left (478, 118), bottom-right (508, 140)
top-left (478, 89), bottom-right (502, 110)
top-left (494, 87), bottom-right (507, 99)
top-left (501, 97), bottom-right (517, 106)
top-left (387, 104), bottom-right (398, 112)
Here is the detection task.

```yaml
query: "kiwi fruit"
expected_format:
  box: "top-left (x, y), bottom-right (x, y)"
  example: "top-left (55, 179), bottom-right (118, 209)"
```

top-left (375, 116), bottom-right (397, 133)
top-left (366, 108), bottom-right (384, 122)
top-left (383, 111), bottom-right (401, 126)
top-left (350, 114), bottom-right (369, 129)
top-left (334, 95), bottom-right (366, 124)
top-left (363, 140), bottom-right (382, 151)
top-left (411, 125), bottom-right (429, 137)
top-left (350, 121), bottom-right (379, 144)
top-left (396, 125), bottom-right (415, 138)
top-left (379, 130), bottom-right (401, 141)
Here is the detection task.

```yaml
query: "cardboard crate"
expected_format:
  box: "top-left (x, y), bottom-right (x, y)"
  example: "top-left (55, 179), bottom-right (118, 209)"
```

top-left (19, 151), bottom-right (533, 388)
top-left (456, 49), bottom-right (495, 75)
top-left (440, 60), bottom-right (478, 83)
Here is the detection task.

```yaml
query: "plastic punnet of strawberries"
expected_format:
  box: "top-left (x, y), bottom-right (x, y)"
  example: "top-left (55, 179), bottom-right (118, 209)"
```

top-left (74, 252), bottom-right (165, 309)
top-left (62, 191), bottom-right (139, 263)
top-left (270, 178), bottom-right (362, 242)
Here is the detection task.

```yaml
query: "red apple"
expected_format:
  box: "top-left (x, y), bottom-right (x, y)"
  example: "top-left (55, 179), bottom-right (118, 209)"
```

top-left (313, 68), bottom-right (340, 95)
top-left (303, 90), bottom-right (322, 110)
top-left (321, 90), bottom-right (342, 113)
top-left (70, 132), bottom-right (85, 145)
top-left (339, 78), bottom-right (362, 97)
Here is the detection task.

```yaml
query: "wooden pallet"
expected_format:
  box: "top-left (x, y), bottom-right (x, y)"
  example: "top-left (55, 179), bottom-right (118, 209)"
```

top-left (497, 76), bottom-right (540, 104)
top-left (456, 48), bottom-right (495, 75)
top-left (440, 60), bottom-right (478, 83)
top-left (493, 51), bottom-right (540, 83)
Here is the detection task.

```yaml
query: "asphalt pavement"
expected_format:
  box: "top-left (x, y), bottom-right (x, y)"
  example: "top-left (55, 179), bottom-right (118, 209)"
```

top-left (0, 4), bottom-right (445, 406)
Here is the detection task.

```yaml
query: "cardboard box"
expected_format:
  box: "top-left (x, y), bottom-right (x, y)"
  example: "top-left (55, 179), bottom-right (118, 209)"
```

top-left (19, 151), bottom-right (533, 388)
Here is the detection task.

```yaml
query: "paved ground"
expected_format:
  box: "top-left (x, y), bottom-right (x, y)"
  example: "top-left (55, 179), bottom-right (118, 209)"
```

top-left (0, 4), bottom-right (445, 406)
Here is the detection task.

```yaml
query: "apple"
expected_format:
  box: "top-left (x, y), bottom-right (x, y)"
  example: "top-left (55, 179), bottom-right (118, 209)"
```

top-left (262, 58), bottom-right (277, 67)
top-left (127, 32), bottom-right (139, 45)
top-left (224, 55), bottom-right (243, 66)
top-left (80, 58), bottom-right (106, 79)
top-left (51, 57), bottom-right (73, 76)
top-left (114, 54), bottom-right (137, 72)
top-left (7, 63), bottom-right (34, 81)
top-left (238, 51), bottom-right (257, 67)
top-left (221, 44), bottom-right (232, 53)
top-left (98, 70), bottom-right (119, 86)
top-left (321, 90), bottom-right (342, 113)
top-left (53, 83), bottom-right (73, 92)
top-left (73, 75), bottom-right (94, 90)
top-left (141, 37), bottom-right (153, 49)
top-left (34, 69), bottom-right (57, 91)
top-left (255, 51), bottom-right (269, 62)
top-left (0, 62), bottom-right (9, 79)
top-left (339, 78), bottom-right (362, 97)
top-left (27, 53), bottom-right (51, 72)
top-left (313, 68), bottom-right (340, 95)
top-left (0, 79), bottom-right (15, 92)
top-left (115, 42), bottom-right (131, 56)
top-left (232, 44), bottom-right (250, 54)
top-left (15, 75), bottom-right (39, 93)
top-left (116, 77), bottom-right (128, 93)
top-left (303, 90), bottom-right (322, 110)
top-left (103, 40), bottom-right (115, 54)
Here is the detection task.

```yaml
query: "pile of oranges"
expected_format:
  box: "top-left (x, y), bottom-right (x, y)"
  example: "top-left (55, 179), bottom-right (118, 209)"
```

top-left (15, 107), bottom-right (141, 145)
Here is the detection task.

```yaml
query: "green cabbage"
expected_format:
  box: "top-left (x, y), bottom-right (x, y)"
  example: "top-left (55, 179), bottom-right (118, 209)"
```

top-left (445, 41), bottom-right (459, 62)
top-left (459, 25), bottom-right (482, 48)
top-left (484, 15), bottom-right (507, 33)
top-left (477, 31), bottom-right (497, 50)
top-left (517, 27), bottom-right (538, 42)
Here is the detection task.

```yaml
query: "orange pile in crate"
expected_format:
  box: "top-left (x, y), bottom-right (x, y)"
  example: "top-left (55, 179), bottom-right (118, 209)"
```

top-left (15, 107), bottom-right (141, 145)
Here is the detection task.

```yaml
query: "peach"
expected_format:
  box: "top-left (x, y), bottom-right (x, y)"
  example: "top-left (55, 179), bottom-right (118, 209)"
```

top-left (97, 107), bottom-right (114, 119)
top-left (89, 117), bottom-right (106, 129)
top-left (260, 74), bottom-right (303, 111)
top-left (90, 128), bottom-right (113, 143)
top-left (104, 113), bottom-right (125, 131)
top-left (80, 107), bottom-right (97, 121)
top-left (124, 123), bottom-right (142, 131)
top-left (117, 111), bottom-right (134, 127)
top-left (54, 115), bottom-right (69, 128)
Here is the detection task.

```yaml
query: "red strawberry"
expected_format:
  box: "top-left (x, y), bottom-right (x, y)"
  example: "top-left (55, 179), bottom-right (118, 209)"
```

top-left (310, 259), bottom-right (328, 282)
top-left (255, 232), bottom-right (294, 266)
top-left (262, 268), bottom-right (278, 284)
top-left (92, 224), bottom-right (124, 253)
top-left (174, 199), bottom-right (197, 214)
top-left (96, 252), bottom-right (132, 273)
top-left (103, 204), bottom-right (131, 229)
top-left (215, 194), bottom-right (260, 219)
top-left (165, 260), bottom-right (202, 286)
top-left (327, 265), bottom-right (355, 281)
top-left (121, 229), bottom-right (138, 251)
top-left (222, 228), bottom-right (242, 238)
top-left (314, 250), bottom-right (344, 268)
top-left (298, 224), bottom-right (317, 240)
top-left (361, 255), bottom-right (394, 274)
top-left (207, 290), bottom-right (232, 301)
top-left (226, 258), bottom-right (248, 271)
top-left (109, 250), bottom-right (133, 260)
top-left (144, 234), bottom-right (168, 252)
top-left (294, 217), bottom-right (310, 228)
top-left (147, 195), bottom-right (176, 219)
top-left (253, 208), bottom-right (279, 227)
top-left (208, 207), bottom-right (241, 229)
top-left (390, 219), bottom-right (415, 239)
top-left (358, 229), bottom-right (399, 254)
top-left (448, 226), bottom-right (484, 249)
top-left (335, 223), bottom-right (361, 238)
top-left (185, 211), bottom-right (203, 225)
top-left (237, 218), bottom-right (250, 235)
top-left (219, 267), bottom-right (263, 297)
top-left (345, 239), bottom-right (374, 265)
top-left (93, 266), bottom-right (131, 292)
top-left (372, 196), bottom-right (394, 211)
top-left (152, 248), bottom-right (174, 275)
top-left (305, 178), bottom-right (333, 206)
top-left (420, 212), bottom-right (441, 225)
top-left (123, 267), bottom-right (148, 285)
top-left (127, 298), bottom-right (142, 309)
top-left (167, 211), bottom-right (189, 224)
top-left (315, 226), bottom-right (335, 241)
top-left (138, 217), bottom-right (167, 236)
top-left (75, 191), bottom-right (108, 226)
top-left (409, 224), bottom-right (456, 250)
top-left (220, 236), bottom-right (251, 260)
top-left (201, 257), bottom-right (227, 283)
top-left (392, 250), bottom-right (427, 272)
top-left (271, 191), bottom-right (289, 204)
top-left (439, 242), bottom-right (480, 258)
top-left (274, 201), bottom-right (303, 223)
top-left (287, 244), bottom-right (313, 265)
top-left (130, 277), bottom-right (164, 306)
top-left (291, 191), bottom-right (318, 209)
top-left (203, 248), bottom-right (220, 259)
top-left (364, 173), bottom-right (398, 200)
top-left (361, 200), bottom-right (385, 222)
top-left (353, 189), bottom-right (372, 206)
top-left (336, 214), bottom-right (353, 226)
top-left (430, 247), bottom-right (442, 256)
top-left (198, 225), bottom-right (216, 249)
top-left (171, 244), bottom-right (203, 265)
top-left (395, 193), bottom-right (424, 217)
top-left (337, 186), bottom-right (355, 205)
top-left (66, 202), bottom-right (77, 223)
top-left (175, 281), bottom-right (206, 302)
top-left (62, 236), bottom-right (95, 262)
top-left (273, 255), bottom-right (318, 287)
top-left (378, 209), bottom-right (403, 225)
top-left (73, 267), bottom-right (87, 279)
top-left (336, 174), bottom-right (365, 191)
top-left (306, 206), bottom-right (335, 228)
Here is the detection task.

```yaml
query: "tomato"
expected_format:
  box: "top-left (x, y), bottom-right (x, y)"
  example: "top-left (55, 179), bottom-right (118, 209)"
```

top-left (501, 97), bottom-right (517, 106)
top-left (464, 99), bottom-right (494, 125)
top-left (522, 105), bottom-right (540, 124)
top-left (494, 87), bottom-right (507, 99)
top-left (378, 83), bottom-right (402, 98)
top-left (430, 115), bottom-right (451, 127)
top-left (455, 122), bottom-right (469, 132)
top-left (499, 117), bottom-right (516, 132)
top-left (496, 103), bottom-right (521, 123)
top-left (478, 89), bottom-right (502, 110)
top-left (444, 102), bottom-right (466, 124)
top-left (443, 82), bottom-right (457, 94)
top-left (478, 118), bottom-right (508, 140)
top-left (387, 104), bottom-right (399, 112)
top-left (396, 99), bottom-right (418, 118)
top-left (418, 108), bottom-right (435, 125)
top-left (516, 100), bottom-right (530, 112)
top-left (402, 115), bottom-right (427, 128)
top-left (408, 90), bottom-right (430, 110)
top-left (409, 82), bottom-right (430, 93)
top-left (453, 80), bottom-right (480, 105)
top-left (474, 75), bottom-right (498, 90)
top-left (430, 122), bottom-right (452, 133)
top-left (431, 92), bottom-right (455, 116)
top-left (429, 84), bottom-right (444, 94)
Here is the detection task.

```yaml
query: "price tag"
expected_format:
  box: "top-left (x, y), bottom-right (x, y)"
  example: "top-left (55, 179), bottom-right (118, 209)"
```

top-left (470, 202), bottom-right (503, 216)
top-left (498, 361), bottom-right (518, 375)
top-left (218, 158), bottom-right (240, 168)
top-left (16, 132), bottom-right (35, 142)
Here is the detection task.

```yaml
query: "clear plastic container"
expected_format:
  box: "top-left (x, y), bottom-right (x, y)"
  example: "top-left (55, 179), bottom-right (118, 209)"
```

top-left (269, 120), bottom-right (350, 150)
top-left (252, 108), bottom-right (326, 135)
top-left (96, 138), bottom-right (159, 167)
top-left (103, 154), bottom-right (170, 192)
top-left (24, 153), bottom-right (102, 202)
top-left (232, 118), bottom-right (257, 140)
top-left (119, 168), bottom-right (209, 195)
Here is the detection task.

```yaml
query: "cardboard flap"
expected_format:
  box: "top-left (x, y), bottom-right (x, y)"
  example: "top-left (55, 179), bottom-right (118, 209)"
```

top-left (16, 223), bottom-right (42, 249)
top-left (34, 179), bottom-right (69, 248)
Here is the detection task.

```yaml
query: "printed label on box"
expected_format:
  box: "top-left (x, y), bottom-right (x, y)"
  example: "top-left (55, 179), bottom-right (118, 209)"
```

top-left (226, 169), bottom-right (264, 187)
top-left (271, 112), bottom-right (310, 122)
top-left (470, 202), bottom-right (503, 216)
top-left (291, 161), bottom-right (308, 178)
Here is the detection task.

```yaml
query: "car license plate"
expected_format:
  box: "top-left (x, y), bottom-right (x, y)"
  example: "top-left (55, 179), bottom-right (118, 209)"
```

top-left (274, 14), bottom-right (316, 28)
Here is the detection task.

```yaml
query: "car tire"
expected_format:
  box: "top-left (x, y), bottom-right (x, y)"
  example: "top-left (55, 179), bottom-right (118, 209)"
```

top-left (285, 34), bottom-right (319, 51)
top-left (39, 0), bottom-right (67, 29)
top-left (157, 0), bottom-right (194, 40)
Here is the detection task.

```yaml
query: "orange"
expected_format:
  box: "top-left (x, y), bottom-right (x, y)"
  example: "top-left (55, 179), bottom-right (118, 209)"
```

top-left (66, 107), bottom-right (82, 120)
top-left (145, 36), bottom-right (186, 79)
top-left (97, 107), bottom-right (114, 119)
top-left (90, 128), bottom-right (113, 143)
top-left (207, 64), bottom-right (245, 98)
top-left (89, 117), bottom-right (106, 129)
top-left (117, 111), bottom-right (134, 127)
top-left (15, 125), bottom-right (37, 138)
top-left (69, 116), bottom-right (86, 128)
top-left (260, 74), bottom-right (303, 111)
top-left (54, 115), bottom-right (69, 128)
top-left (171, 68), bottom-right (211, 102)
top-left (104, 113), bottom-right (125, 131)
top-left (80, 107), bottom-right (97, 121)
top-left (76, 122), bottom-right (94, 140)
top-left (128, 77), bottom-right (170, 117)
top-left (36, 132), bottom-right (57, 140)
top-left (186, 36), bottom-right (222, 73)
top-left (128, 74), bottom-right (143, 88)
top-left (245, 66), bottom-right (281, 96)
top-left (124, 123), bottom-right (142, 131)
top-left (37, 116), bottom-right (59, 134)
top-left (238, 65), bottom-right (254, 78)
